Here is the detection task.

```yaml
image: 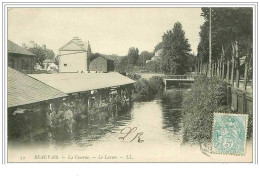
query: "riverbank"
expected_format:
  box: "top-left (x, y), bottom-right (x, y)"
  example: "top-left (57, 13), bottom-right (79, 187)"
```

top-left (161, 75), bottom-right (253, 145)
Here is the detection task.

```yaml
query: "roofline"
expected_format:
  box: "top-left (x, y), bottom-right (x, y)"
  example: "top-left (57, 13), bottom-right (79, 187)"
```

top-left (26, 74), bottom-right (68, 95)
top-left (8, 40), bottom-right (36, 56)
top-left (64, 82), bottom-right (135, 94)
top-left (8, 52), bottom-right (36, 56)
top-left (8, 67), bottom-right (67, 104)
top-left (8, 95), bottom-right (67, 108)
top-left (59, 49), bottom-right (87, 52)
top-left (93, 53), bottom-right (115, 61)
top-left (59, 39), bottom-right (86, 51)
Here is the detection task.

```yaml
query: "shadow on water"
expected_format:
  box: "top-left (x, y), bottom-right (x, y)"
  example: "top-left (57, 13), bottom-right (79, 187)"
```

top-left (71, 107), bottom-right (132, 147)
top-left (160, 87), bottom-right (189, 133)
top-left (9, 86), bottom-right (190, 149)
top-left (8, 104), bottom-right (134, 148)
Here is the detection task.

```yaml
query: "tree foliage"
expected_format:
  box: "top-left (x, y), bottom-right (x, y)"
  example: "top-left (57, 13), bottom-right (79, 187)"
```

top-left (137, 51), bottom-right (154, 65)
top-left (28, 47), bottom-right (55, 65)
top-left (161, 22), bottom-right (191, 74)
top-left (127, 47), bottom-right (139, 65)
top-left (198, 8), bottom-right (253, 63)
top-left (154, 42), bottom-right (163, 52)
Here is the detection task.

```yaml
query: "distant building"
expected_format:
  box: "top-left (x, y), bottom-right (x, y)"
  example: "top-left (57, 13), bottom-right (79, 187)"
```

top-left (151, 49), bottom-right (163, 61)
top-left (89, 53), bottom-right (115, 73)
top-left (34, 63), bottom-right (42, 70)
top-left (47, 63), bottom-right (59, 72)
top-left (42, 59), bottom-right (55, 70)
top-left (8, 40), bottom-right (36, 74)
top-left (58, 37), bottom-right (91, 73)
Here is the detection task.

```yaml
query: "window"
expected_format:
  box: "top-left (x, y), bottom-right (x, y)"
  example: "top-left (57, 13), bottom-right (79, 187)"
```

top-left (64, 64), bottom-right (67, 67)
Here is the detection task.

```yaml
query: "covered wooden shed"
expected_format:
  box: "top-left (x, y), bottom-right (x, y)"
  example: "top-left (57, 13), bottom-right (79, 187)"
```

top-left (89, 53), bottom-right (115, 73)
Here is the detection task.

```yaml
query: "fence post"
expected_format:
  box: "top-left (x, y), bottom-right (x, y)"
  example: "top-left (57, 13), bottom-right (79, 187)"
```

top-left (226, 60), bottom-right (230, 81)
top-left (222, 61), bottom-right (225, 79)
top-left (231, 43), bottom-right (235, 86)
top-left (235, 41), bottom-right (240, 88)
top-left (243, 58), bottom-right (248, 91)
top-left (242, 92), bottom-right (247, 114)
top-left (227, 86), bottom-right (232, 107)
top-left (220, 60), bottom-right (223, 78)
top-left (235, 60), bottom-right (240, 88)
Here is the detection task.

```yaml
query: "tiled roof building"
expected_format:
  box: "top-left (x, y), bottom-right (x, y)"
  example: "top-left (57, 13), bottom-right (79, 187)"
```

top-left (8, 40), bottom-right (36, 74)
top-left (8, 67), bottom-right (67, 108)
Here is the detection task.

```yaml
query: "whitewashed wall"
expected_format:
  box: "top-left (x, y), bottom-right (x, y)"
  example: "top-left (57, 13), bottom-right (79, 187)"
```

top-left (59, 50), bottom-right (88, 72)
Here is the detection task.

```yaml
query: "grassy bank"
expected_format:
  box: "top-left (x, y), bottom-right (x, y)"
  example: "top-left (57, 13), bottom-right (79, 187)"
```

top-left (134, 76), bottom-right (165, 101)
top-left (182, 75), bottom-right (230, 144)
top-left (182, 75), bottom-right (253, 144)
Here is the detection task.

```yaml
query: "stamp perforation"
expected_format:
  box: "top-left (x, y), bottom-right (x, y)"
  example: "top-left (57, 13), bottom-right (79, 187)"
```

top-left (211, 112), bottom-right (249, 156)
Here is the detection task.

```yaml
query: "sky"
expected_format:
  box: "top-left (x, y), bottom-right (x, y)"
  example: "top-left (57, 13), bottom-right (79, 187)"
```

top-left (8, 8), bottom-right (204, 56)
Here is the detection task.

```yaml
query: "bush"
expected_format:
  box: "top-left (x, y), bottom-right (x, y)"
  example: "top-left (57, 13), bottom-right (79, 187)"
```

top-left (182, 75), bottom-right (230, 144)
top-left (149, 76), bottom-right (165, 93)
top-left (143, 60), bottom-right (163, 73)
top-left (127, 73), bottom-right (141, 81)
top-left (134, 76), bottom-right (165, 101)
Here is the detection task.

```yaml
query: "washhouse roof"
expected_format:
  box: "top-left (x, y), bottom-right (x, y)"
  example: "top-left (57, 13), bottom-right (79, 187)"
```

top-left (29, 72), bottom-right (136, 94)
top-left (8, 67), bottom-right (67, 108)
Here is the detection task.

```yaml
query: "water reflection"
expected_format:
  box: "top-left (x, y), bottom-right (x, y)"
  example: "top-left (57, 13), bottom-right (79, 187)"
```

top-left (9, 88), bottom-right (190, 149)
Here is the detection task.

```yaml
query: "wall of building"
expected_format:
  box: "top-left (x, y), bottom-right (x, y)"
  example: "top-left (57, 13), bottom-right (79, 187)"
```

top-left (107, 60), bottom-right (115, 72)
top-left (59, 50), bottom-right (88, 73)
top-left (8, 53), bottom-right (35, 74)
top-left (89, 57), bottom-right (115, 72)
top-left (89, 57), bottom-right (108, 72)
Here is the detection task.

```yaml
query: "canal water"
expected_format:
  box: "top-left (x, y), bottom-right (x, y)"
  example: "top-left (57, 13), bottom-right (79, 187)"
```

top-left (9, 89), bottom-right (184, 145)
top-left (8, 87), bottom-right (252, 162)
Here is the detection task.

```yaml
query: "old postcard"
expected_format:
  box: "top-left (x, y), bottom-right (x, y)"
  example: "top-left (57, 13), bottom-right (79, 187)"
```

top-left (5, 5), bottom-right (255, 163)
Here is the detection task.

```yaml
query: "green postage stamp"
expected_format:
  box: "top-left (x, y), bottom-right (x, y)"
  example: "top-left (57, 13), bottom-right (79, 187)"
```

top-left (212, 113), bottom-right (248, 156)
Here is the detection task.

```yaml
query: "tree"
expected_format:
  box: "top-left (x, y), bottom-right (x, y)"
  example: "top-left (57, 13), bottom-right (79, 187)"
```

top-left (198, 8), bottom-right (253, 70)
top-left (28, 47), bottom-right (56, 66)
top-left (127, 47), bottom-right (139, 65)
top-left (161, 22), bottom-right (191, 74)
top-left (28, 47), bottom-right (46, 65)
top-left (137, 51), bottom-right (154, 66)
top-left (115, 56), bottom-right (134, 73)
top-left (187, 54), bottom-right (197, 72)
top-left (54, 55), bottom-right (59, 66)
top-left (45, 49), bottom-right (55, 60)
top-left (154, 42), bottom-right (163, 52)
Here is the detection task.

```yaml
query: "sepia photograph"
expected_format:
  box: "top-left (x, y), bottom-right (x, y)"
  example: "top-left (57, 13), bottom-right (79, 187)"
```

top-left (5, 5), bottom-right (255, 163)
